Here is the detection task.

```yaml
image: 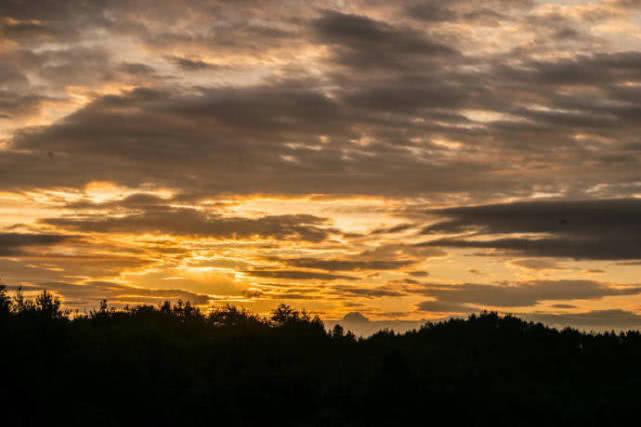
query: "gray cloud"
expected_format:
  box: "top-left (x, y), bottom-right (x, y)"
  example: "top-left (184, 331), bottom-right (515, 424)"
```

top-left (417, 299), bottom-right (475, 313)
top-left (500, 52), bottom-right (641, 87)
top-left (416, 280), bottom-right (641, 309)
top-left (406, 0), bottom-right (533, 24)
top-left (13, 281), bottom-right (210, 307)
top-left (2, 81), bottom-right (511, 196)
top-left (44, 206), bottom-right (333, 242)
top-left (280, 258), bottom-right (415, 272)
top-left (511, 259), bottom-right (566, 270)
top-left (421, 199), bottom-right (641, 260)
top-left (313, 9), bottom-right (459, 71)
top-left (4, 0), bottom-right (641, 329)
top-left (2, 2), bottom-right (641, 200)
top-left (332, 285), bottom-right (406, 298)
top-left (524, 310), bottom-right (641, 331)
top-left (0, 233), bottom-right (69, 256)
top-left (409, 271), bottom-right (430, 277)
top-left (167, 56), bottom-right (220, 71)
top-left (244, 270), bottom-right (356, 281)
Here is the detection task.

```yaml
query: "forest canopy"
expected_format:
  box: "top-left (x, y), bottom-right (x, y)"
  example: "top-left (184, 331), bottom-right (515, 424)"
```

top-left (1, 285), bottom-right (640, 426)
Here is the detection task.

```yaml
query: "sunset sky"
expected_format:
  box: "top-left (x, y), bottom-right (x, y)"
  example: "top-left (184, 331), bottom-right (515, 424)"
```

top-left (3, 0), bottom-right (641, 329)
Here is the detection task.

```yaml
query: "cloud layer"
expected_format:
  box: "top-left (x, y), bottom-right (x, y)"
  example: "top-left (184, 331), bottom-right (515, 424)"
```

top-left (2, 1), bottom-right (641, 328)
top-left (422, 199), bottom-right (641, 260)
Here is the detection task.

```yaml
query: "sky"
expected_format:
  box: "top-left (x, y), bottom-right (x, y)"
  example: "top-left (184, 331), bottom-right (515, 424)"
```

top-left (3, 0), bottom-right (641, 330)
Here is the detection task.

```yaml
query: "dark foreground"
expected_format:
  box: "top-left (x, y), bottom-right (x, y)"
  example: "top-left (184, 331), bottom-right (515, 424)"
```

top-left (1, 287), bottom-right (639, 426)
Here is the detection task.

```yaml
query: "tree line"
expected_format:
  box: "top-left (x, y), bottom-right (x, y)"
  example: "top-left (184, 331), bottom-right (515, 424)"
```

top-left (1, 285), bottom-right (640, 426)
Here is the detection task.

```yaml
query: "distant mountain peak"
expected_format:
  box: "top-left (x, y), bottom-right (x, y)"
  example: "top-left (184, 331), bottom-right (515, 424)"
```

top-left (342, 312), bottom-right (369, 323)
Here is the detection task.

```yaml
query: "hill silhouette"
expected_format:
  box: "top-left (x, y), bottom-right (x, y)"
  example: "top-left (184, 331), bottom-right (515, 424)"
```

top-left (1, 284), bottom-right (640, 426)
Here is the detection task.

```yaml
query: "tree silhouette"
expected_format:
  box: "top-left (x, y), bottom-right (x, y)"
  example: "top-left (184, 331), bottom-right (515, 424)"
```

top-left (271, 303), bottom-right (300, 325)
top-left (0, 284), bottom-right (11, 316)
top-left (1, 292), bottom-right (641, 426)
top-left (34, 290), bottom-right (63, 319)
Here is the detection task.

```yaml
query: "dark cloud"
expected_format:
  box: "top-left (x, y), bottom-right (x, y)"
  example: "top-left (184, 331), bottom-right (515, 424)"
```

top-left (118, 62), bottom-right (156, 76)
top-left (264, 292), bottom-right (317, 300)
top-left (0, 63), bottom-right (52, 119)
top-left (313, 9), bottom-right (459, 71)
top-left (370, 223), bottom-right (415, 235)
top-left (167, 56), bottom-right (219, 71)
top-left (417, 300), bottom-right (475, 313)
top-left (0, 14), bottom-right (81, 43)
top-left (4, 85), bottom-right (344, 190)
top-left (406, 3), bottom-right (458, 23)
top-left (64, 193), bottom-right (170, 210)
top-left (43, 207), bottom-right (333, 242)
top-left (2, 82), bottom-right (511, 196)
top-left (614, 0), bottom-right (641, 8)
top-left (1, 19), bottom-right (58, 40)
top-left (0, 93), bottom-right (50, 120)
top-left (3, 0), bottom-right (641, 329)
top-left (406, 0), bottom-right (533, 25)
top-left (416, 280), bottom-right (641, 309)
top-left (511, 259), bottom-right (566, 270)
top-left (421, 199), bottom-right (641, 260)
top-left (281, 258), bottom-right (414, 271)
top-left (333, 285), bottom-right (406, 298)
top-left (550, 304), bottom-right (576, 309)
top-left (2, 4), bottom-right (640, 199)
top-left (408, 271), bottom-right (430, 277)
top-left (0, 233), bottom-right (69, 256)
top-left (13, 281), bottom-right (210, 307)
top-left (500, 52), bottom-right (641, 87)
top-left (244, 270), bottom-right (356, 281)
top-left (524, 310), bottom-right (641, 331)
top-left (16, 47), bottom-right (115, 87)
top-left (0, 63), bottom-right (29, 89)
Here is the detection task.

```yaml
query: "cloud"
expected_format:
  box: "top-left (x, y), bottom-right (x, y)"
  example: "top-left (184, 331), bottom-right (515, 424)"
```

top-left (406, 2), bottom-right (459, 23)
top-left (3, 81), bottom-right (511, 196)
top-left (244, 270), bottom-right (356, 281)
top-left (500, 52), bottom-right (641, 87)
top-left (333, 285), bottom-right (406, 298)
top-left (0, 232), bottom-right (69, 256)
top-left (280, 257), bottom-right (415, 271)
top-left (524, 310), bottom-right (641, 331)
top-left (313, 9), bottom-right (459, 71)
top-left (43, 207), bottom-right (333, 242)
top-left (3, 3), bottom-right (641, 200)
top-left (406, 0), bottom-right (533, 24)
top-left (12, 281), bottom-right (211, 307)
top-left (166, 56), bottom-right (220, 71)
top-left (421, 199), bottom-right (641, 260)
top-left (4, 0), bottom-right (641, 327)
top-left (550, 304), bottom-right (576, 309)
top-left (510, 259), bottom-right (567, 270)
top-left (408, 271), bottom-right (430, 277)
top-left (417, 300), bottom-right (476, 314)
top-left (415, 280), bottom-right (641, 309)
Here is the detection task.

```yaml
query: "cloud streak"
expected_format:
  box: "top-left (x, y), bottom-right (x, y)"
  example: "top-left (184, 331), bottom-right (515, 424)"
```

top-left (416, 280), bottom-right (641, 310)
top-left (421, 199), bottom-right (641, 260)
top-left (0, 233), bottom-right (70, 256)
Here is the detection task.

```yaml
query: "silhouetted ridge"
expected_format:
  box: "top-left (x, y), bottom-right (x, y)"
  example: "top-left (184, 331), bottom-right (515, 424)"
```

top-left (1, 284), bottom-right (640, 426)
